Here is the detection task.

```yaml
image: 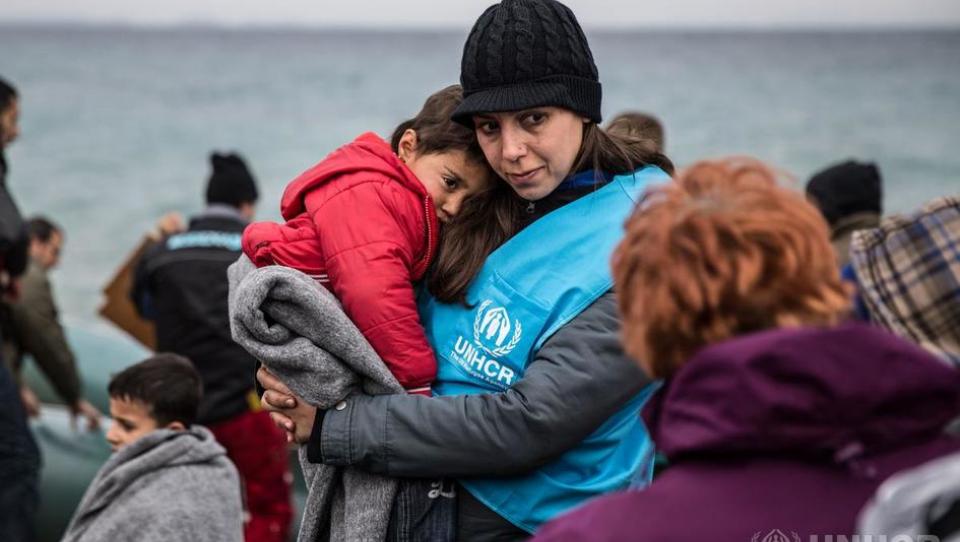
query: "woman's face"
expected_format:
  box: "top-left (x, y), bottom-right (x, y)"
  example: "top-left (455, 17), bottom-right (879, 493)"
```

top-left (473, 107), bottom-right (586, 201)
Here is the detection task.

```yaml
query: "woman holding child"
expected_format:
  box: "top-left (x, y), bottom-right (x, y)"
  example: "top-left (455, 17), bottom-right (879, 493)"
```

top-left (256, 0), bottom-right (674, 538)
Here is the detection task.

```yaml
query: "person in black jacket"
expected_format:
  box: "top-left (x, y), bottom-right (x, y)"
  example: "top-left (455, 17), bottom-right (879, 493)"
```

top-left (131, 153), bottom-right (292, 542)
top-left (0, 77), bottom-right (28, 290)
top-left (0, 75), bottom-right (41, 542)
top-left (256, 1), bottom-right (675, 539)
top-left (805, 159), bottom-right (883, 267)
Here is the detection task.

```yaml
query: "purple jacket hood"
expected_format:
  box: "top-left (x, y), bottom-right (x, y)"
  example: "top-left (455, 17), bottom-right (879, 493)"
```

top-left (644, 323), bottom-right (960, 463)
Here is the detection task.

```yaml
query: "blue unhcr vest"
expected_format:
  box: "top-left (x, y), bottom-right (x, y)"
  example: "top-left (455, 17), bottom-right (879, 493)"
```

top-left (419, 166), bottom-right (668, 533)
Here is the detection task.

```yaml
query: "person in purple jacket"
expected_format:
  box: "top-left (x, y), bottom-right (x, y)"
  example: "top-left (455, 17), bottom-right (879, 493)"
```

top-left (533, 157), bottom-right (960, 542)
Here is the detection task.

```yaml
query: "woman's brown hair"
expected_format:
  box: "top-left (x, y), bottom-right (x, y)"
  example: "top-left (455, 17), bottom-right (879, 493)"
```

top-left (428, 120), bottom-right (674, 305)
top-left (613, 158), bottom-right (851, 379)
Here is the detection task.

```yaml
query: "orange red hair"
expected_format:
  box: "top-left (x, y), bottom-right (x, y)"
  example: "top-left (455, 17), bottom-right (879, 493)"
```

top-left (613, 158), bottom-right (850, 379)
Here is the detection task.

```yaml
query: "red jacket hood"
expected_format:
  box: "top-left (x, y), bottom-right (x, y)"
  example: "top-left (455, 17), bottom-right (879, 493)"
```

top-left (281, 132), bottom-right (429, 220)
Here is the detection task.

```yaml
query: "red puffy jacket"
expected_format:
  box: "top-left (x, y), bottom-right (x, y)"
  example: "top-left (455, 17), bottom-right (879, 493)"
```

top-left (243, 133), bottom-right (439, 394)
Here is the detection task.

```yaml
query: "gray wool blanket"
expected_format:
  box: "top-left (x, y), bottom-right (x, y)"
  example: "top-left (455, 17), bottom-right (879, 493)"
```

top-left (62, 427), bottom-right (244, 542)
top-left (227, 255), bottom-right (403, 542)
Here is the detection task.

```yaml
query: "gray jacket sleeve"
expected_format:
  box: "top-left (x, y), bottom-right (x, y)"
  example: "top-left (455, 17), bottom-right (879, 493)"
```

top-left (312, 291), bottom-right (652, 478)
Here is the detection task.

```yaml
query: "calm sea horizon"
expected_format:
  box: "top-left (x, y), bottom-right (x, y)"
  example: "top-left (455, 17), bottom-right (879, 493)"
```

top-left (1, 24), bottom-right (958, 330)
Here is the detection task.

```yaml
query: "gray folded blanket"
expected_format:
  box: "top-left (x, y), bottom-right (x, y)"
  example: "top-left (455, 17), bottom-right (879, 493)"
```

top-left (227, 255), bottom-right (403, 542)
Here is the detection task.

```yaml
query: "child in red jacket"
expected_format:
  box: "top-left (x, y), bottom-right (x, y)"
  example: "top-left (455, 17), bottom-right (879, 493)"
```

top-left (243, 86), bottom-right (492, 395)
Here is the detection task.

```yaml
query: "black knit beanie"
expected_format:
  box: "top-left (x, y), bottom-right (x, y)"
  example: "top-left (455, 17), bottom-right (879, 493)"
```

top-left (206, 152), bottom-right (258, 207)
top-left (452, 0), bottom-right (602, 126)
top-left (805, 160), bottom-right (883, 227)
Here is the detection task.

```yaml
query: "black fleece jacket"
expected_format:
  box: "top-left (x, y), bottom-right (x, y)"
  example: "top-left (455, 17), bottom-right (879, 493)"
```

top-left (132, 207), bottom-right (258, 424)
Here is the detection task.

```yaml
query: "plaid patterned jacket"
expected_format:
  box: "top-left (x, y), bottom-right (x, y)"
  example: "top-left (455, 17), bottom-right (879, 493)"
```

top-left (850, 195), bottom-right (960, 367)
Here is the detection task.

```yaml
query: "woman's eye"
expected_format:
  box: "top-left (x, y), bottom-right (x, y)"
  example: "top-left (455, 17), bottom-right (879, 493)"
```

top-left (477, 121), bottom-right (498, 135)
top-left (443, 177), bottom-right (458, 190)
top-left (522, 112), bottom-right (547, 126)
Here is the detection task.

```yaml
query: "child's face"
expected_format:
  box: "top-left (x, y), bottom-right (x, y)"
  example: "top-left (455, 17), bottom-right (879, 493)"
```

top-left (106, 396), bottom-right (159, 452)
top-left (406, 149), bottom-right (492, 223)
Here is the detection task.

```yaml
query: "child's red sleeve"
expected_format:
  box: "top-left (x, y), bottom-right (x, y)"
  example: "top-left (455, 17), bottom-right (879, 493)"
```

top-left (305, 183), bottom-right (437, 393)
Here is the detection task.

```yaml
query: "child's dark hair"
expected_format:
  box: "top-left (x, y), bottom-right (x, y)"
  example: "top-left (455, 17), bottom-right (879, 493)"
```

top-left (108, 353), bottom-right (202, 427)
top-left (389, 85), bottom-right (487, 167)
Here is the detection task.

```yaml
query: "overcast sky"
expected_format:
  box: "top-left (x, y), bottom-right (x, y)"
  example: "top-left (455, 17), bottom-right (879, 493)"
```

top-left (2, 0), bottom-right (959, 28)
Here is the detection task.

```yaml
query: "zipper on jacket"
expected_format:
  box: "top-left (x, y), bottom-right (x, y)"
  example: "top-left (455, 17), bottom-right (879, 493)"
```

top-left (416, 196), bottom-right (437, 279)
top-left (526, 201), bottom-right (535, 214)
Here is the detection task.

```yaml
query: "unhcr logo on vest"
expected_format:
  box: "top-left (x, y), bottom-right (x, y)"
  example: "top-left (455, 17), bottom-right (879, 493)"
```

top-left (473, 300), bottom-right (522, 357)
top-left (448, 300), bottom-right (522, 389)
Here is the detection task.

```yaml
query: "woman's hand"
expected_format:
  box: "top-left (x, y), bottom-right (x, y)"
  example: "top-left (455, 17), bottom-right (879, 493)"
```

top-left (257, 366), bottom-right (317, 444)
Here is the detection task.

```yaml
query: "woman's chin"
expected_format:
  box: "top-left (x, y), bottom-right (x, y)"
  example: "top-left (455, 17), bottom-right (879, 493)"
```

top-left (510, 183), bottom-right (548, 202)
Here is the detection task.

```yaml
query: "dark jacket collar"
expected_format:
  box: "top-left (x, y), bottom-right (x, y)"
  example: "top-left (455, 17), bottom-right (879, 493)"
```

top-left (189, 204), bottom-right (248, 229)
top-left (518, 170), bottom-right (607, 232)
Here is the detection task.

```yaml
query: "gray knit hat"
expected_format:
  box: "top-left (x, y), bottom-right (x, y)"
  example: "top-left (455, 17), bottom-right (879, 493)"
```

top-left (452, 0), bottom-right (602, 126)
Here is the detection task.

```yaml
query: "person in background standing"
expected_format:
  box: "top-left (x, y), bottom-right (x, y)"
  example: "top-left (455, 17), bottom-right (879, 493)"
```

top-left (2, 216), bottom-right (102, 430)
top-left (0, 75), bottom-right (40, 542)
top-left (131, 153), bottom-right (292, 542)
top-left (805, 159), bottom-right (883, 268)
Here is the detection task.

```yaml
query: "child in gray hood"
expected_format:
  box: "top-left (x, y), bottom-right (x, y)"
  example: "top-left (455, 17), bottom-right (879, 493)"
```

top-left (62, 354), bottom-right (244, 542)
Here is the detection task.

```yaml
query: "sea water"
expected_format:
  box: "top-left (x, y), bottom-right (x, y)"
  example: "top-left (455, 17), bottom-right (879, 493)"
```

top-left (1, 25), bottom-right (958, 326)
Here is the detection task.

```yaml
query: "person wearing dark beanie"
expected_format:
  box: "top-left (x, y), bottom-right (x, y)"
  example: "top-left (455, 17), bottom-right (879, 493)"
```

top-left (452, 0), bottom-right (603, 126)
top-left (806, 159), bottom-right (883, 267)
top-left (258, 1), bottom-right (671, 541)
top-left (132, 151), bottom-right (292, 541)
top-left (206, 152), bottom-right (259, 210)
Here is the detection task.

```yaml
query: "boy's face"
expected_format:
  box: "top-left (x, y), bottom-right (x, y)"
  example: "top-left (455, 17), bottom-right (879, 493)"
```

top-left (106, 396), bottom-right (159, 452)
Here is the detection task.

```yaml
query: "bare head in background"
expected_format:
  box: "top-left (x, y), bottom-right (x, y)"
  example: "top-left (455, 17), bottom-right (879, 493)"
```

top-left (605, 111), bottom-right (665, 154)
